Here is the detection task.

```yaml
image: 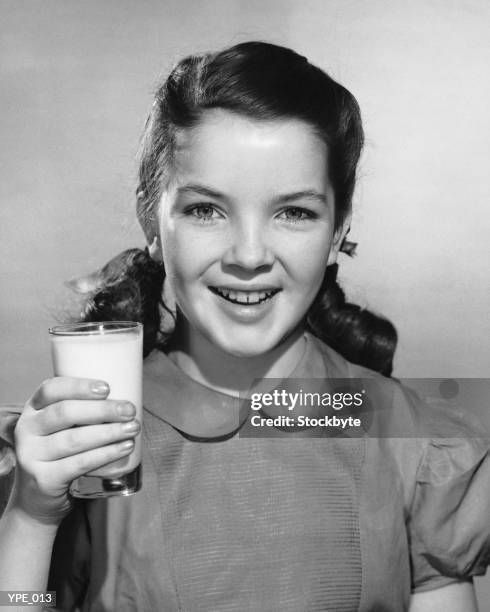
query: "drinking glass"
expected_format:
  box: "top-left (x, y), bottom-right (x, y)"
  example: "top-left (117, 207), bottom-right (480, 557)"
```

top-left (48, 321), bottom-right (143, 498)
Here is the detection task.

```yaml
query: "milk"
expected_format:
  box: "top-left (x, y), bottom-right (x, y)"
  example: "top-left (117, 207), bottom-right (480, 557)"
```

top-left (50, 324), bottom-right (143, 479)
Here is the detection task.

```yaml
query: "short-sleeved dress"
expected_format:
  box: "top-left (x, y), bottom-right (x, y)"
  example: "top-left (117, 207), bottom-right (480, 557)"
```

top-left (1, 332), bottom-right (490, 611)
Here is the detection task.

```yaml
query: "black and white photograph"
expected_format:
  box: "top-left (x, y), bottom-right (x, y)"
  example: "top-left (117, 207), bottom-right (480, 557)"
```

top-left (1, 1), bottom-right (489, 610)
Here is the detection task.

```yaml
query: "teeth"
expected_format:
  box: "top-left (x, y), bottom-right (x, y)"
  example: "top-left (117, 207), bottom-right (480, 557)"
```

top-left (214, 287), bottom-right (277, 305)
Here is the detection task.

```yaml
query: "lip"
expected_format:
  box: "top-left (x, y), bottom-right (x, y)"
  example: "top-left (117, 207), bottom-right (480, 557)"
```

top-left (209, 284), bottom-right (281, 292)
top-left (208, 286), bottom-right (281, 304)
top-left (208, 286), bottom-right (280, 323)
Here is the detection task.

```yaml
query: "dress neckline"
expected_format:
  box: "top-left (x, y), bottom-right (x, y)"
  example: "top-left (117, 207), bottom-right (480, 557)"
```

top-left (142, 331), bottom-right (335, 439)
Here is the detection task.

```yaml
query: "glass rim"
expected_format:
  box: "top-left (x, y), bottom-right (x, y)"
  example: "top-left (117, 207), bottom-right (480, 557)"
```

top-left (49, 321), bottom-right (142, 336)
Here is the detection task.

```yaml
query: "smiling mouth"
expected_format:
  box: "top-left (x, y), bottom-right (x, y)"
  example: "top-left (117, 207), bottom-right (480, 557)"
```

top-left (209, 286), bottom-right (280, 305)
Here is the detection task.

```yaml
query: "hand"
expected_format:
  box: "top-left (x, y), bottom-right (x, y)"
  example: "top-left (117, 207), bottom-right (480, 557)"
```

top-left (10, 377), bottom-right (140, 526)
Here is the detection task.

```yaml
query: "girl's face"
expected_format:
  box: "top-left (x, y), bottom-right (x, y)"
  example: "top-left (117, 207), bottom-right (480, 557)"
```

top-left (157, 110), bottom-right (344, 358)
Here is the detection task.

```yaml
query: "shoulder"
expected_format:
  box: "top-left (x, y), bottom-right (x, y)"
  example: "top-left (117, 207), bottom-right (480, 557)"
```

top-left (305, 332), bottom-right (427, 437)
top-left (306, 333), bottom-right (488, 442)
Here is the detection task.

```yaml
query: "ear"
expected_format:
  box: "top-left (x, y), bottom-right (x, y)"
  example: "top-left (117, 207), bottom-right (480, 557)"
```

top-left (147, 235), bottom-right (163, 262)
top-left (327, 217), bottom-right (352, 266)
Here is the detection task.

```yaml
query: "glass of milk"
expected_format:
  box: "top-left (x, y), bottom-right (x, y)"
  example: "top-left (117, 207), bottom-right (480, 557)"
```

top-left (49, 321), bottom-right (143, 498)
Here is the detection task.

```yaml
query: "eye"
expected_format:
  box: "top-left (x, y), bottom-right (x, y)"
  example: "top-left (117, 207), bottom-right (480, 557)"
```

top-left (186, 203), bottom-right (221, 222)
top-left (278, 207), bottom-right (317, 222)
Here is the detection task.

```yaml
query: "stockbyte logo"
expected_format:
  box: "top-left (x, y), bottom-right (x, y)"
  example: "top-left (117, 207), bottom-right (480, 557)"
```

top-left (249, 412), bottom-right (363, 430)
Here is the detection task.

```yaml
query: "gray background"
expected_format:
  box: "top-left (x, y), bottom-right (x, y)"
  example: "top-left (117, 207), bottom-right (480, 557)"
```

top-left (1, 0), bottom-right (489, 605)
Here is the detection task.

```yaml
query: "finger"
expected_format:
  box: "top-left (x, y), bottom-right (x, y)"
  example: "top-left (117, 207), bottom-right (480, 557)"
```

top-left (29, 377), bottom-right (110, 411)
top-left (36, 400), bottom-right (136, 435)
top-left (57, 439), bottom-right (136, 483)
top-left (43, 420), bottom-right (141, 460)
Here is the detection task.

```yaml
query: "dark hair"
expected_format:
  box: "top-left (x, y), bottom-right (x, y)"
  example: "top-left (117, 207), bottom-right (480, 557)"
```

top-left (79, 41), bottom-right (397, 375)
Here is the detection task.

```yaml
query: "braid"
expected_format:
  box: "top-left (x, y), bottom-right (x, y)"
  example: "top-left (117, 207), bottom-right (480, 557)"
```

top-left (79, 248), bottom-right (168, 357)
top-left (306, 265), bottom-right (397, 376)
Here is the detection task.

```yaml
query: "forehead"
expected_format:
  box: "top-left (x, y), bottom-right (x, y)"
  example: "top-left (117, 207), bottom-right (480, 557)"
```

top-left (170, 110), bottom-right (329, 193)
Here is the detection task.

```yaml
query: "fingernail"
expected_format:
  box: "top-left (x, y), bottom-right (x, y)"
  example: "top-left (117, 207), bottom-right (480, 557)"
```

top-left (121, 419), bottom-right (140, 433)
top-left (118, 402), bottom-right (136, 418)
top-left (119, 440), bottom-right (134, 451)
top-left (91, 381), bottom-right (109, 395)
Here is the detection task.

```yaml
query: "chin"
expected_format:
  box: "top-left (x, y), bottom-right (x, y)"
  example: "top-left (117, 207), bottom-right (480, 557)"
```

top-left (210, 331), bottom-right (284, 360)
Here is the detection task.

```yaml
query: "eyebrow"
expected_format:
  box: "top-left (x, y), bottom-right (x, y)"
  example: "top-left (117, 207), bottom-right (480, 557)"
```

top-left (277, 190), bottom-right (328, 205)
top-left (176, 183), bottom-right (225, 200)
top-left (176, 183), bottom-right (328, 205)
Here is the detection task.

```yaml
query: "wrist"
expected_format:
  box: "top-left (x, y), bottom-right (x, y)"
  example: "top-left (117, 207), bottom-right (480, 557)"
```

top-left (6, 472), bottom-right (72, 530)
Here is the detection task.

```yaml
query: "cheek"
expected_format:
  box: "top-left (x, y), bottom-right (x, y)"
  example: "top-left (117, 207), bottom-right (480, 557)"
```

top-left (160, 228), bottom-right (186, 286)
top-left (161, 226), bottom-right (214, 293)
top-left (284, 234), bottom-right (332, 291)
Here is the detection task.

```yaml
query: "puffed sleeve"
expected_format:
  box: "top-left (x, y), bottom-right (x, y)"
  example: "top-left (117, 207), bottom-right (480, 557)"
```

top-left (0, 405), bottom-right (21, 475)
top-left (0, 404), bottom-right (21, 515)
top-left (409, 431), bottom-right (490, 592)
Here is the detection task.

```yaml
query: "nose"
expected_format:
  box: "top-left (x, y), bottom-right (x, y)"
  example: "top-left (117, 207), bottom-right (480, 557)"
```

top-left (222, 220), bottom-right (274, 271)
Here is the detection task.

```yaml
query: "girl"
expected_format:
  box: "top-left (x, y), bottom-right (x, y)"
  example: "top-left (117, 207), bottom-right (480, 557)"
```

top-left (1, 41), bottom-right (489, 611)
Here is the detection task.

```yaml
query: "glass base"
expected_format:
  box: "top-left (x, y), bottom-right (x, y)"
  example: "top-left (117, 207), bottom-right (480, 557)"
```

top-left (69, 464), bottom-right (142, 499)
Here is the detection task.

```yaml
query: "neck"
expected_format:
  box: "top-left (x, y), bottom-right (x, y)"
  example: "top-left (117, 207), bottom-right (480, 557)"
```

top-left (167, 323), bottom-right (307, 397)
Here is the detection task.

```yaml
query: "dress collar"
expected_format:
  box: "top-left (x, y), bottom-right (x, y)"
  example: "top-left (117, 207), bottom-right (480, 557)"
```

top-left (142, 332), bottom-right (345, 439)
